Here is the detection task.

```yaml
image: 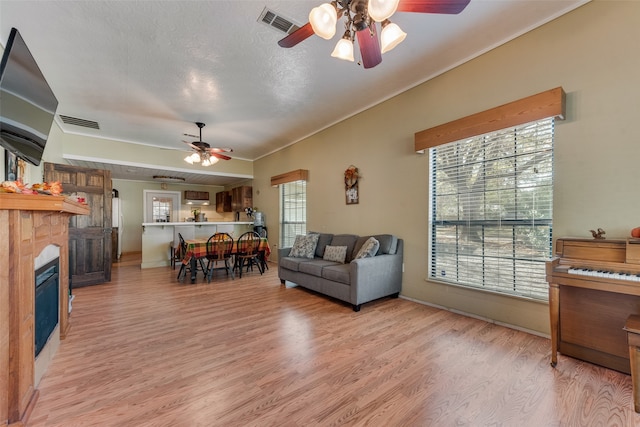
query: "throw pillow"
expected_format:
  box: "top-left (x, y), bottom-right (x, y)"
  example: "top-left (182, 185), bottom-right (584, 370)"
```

top-left (355, 236), bottom-right (380, 259)
top-left (323, 245), bottom-right (348, 263)
top-left (289, 233), bottom-right (320, 259)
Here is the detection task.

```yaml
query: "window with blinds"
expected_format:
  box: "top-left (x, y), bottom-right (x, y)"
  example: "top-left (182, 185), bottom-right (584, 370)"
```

top-left (429, 118), bottom-right (554, 300)
top-left (280, 180), bottom-right (307, 248)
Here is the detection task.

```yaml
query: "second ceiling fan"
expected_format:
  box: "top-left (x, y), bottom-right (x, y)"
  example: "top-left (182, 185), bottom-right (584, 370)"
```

top-left (182, 122), bottom-right (233, 166)
top-left (278, 0), bottom-right (470, 69)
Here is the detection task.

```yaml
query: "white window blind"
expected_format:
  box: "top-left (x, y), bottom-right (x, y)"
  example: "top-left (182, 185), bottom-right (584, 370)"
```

top-left (429, 118), bottom-right (554, 300)
top-left (280, 180), bottom-right (307, 248)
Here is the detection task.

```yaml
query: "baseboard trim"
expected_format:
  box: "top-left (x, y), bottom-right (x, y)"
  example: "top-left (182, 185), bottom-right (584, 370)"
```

top-left (399, 295), bottom-right (550, 339)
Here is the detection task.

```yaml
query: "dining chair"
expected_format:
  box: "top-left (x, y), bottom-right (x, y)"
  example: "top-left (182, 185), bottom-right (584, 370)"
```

top-left (255, 229), bottom-right (269, 271)
top-left (177, 233), bottom-right (207, 282)
top-left (257, 239), bottom-right (269, 272)
top-left (170, 240), bottom-right (182, 270)
top-left (205, 232), bottom-right (235, 282)
top-left (234, 231), bottom-right (263, 278)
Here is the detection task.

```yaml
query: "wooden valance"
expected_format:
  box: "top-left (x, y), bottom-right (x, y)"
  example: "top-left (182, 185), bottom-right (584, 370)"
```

top-left (270, 169), bottom-right (309, 187)
top-left (414, 87), bottom-right (566, 152)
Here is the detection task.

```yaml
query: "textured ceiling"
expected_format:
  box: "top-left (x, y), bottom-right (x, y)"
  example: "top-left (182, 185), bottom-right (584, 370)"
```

top-left (0, 0), bottom-right (589, 185)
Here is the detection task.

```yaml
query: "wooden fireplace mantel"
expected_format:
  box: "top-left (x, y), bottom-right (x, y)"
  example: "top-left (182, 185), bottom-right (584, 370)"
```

top-left (0, 193), bottom-right (89, 426)
top-left (0, 193), bottom-right (89, 214)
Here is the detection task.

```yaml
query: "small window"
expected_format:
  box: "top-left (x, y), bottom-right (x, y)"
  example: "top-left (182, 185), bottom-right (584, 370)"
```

top-left (143, 190), bottom-right (181, 223)
top-left (280, 180), bottom-right (307, 248)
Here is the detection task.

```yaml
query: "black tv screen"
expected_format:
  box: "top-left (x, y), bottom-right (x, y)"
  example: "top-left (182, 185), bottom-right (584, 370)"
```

top-left (0, 27), bottom-right (58, 166)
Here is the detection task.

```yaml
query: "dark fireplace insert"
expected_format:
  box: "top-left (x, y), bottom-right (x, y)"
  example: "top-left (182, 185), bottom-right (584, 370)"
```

top-left (35, 257), bottom-right (59, 357)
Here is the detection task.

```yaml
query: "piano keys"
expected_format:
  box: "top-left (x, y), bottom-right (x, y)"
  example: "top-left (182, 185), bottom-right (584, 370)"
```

top-left (566, 267), bottom-right (640, 282)
top-left (546, 237), bottom-right (640, 374)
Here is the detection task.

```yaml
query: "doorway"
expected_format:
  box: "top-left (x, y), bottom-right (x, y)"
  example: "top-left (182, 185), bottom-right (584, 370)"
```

top-left (143, 190), bottom-right (181, 223)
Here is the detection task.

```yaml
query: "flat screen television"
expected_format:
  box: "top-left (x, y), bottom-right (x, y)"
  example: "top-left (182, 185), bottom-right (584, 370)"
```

top-left (0, 27), bottom-right (58, 166)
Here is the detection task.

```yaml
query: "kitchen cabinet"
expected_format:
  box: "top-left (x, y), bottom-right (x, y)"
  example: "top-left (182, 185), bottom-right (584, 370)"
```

top-left (184, 190), bottom-right (210, 201)
top-left (231, 186), bottom-right (252, 212)
top-left (216, 191), bottom-right (232, 213)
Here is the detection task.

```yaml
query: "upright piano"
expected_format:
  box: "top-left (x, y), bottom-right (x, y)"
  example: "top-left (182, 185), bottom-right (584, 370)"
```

top-left (546, 237), bottom-right (640, 373)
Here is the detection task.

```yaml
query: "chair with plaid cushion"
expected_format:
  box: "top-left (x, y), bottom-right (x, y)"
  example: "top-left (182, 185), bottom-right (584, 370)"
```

top-left (205, 232), bottom-right (235, 282)
top-left (234, 231), bottom-right (264, 278)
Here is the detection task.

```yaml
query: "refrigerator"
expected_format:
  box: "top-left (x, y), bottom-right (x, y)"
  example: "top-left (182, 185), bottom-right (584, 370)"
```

top-left (112, 197), bottom-right (123, 260)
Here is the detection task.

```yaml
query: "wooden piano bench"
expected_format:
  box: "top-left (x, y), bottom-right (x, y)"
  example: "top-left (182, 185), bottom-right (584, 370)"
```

top-left (624, 315), bottom-right (640, 413)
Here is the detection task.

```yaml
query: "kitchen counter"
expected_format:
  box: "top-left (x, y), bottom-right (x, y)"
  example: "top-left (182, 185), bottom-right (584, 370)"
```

top-left (142, 221), bottom-right (253, 226)
top-left (141, 221), bottom-right (255, 269)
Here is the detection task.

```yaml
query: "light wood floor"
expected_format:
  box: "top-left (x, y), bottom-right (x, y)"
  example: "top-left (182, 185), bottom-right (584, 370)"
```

top-left (28, 257), bottom-right (640, 426)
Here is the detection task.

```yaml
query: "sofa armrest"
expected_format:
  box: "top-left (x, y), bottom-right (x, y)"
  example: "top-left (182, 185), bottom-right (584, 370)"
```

top-left (278, 247), bottom-right (292, 259)
top-left (277, 247), bottom-right (293, 284)
top-left (349, 240), bottom-right (403, 306)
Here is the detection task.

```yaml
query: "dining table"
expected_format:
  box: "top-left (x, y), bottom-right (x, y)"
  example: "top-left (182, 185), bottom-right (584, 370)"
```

top-left (180, 237), bottom-right (271, 283)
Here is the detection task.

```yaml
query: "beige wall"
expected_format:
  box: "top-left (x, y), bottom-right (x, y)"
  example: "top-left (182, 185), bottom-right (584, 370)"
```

top-left (253, 0), bottom-right (640, 335)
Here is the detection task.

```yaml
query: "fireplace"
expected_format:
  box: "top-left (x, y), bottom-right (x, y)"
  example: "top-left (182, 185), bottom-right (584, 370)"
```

top-left (35, 257), bottom-right (59, 358)
top-left (0, 193), bottom-right (89, 426)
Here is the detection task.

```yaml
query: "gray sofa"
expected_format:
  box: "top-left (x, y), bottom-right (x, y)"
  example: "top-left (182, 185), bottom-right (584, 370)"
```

top-left (278, 233), bottom-right (403, 311)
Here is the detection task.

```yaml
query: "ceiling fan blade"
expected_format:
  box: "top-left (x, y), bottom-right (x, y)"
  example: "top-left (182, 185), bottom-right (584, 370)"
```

top-left (182, 140), bottom-right (200, 151)
top-left (210, 152), bottom-right (232, 161)
top-left (356, 25), bottom-right (382, 69)
top-left (209, 147), bottom-right (233, 153)
top-left (397, 0), bottom-right (471, 14)
top-left (278, 22), bottom-right (315, 48)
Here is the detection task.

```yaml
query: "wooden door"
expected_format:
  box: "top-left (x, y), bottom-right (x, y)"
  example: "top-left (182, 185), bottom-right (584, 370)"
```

top-left (44, 162), bottom-right (112, 286)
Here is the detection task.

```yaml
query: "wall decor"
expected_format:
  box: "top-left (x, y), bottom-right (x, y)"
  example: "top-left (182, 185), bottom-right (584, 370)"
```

top-left (4, 151), bottom-right (17, 181)
top-left (344, 165), bottom-right (359, 205)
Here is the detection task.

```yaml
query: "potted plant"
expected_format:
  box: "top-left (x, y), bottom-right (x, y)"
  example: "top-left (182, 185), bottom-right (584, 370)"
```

top-left (192, 207), bottom-right (201, 221)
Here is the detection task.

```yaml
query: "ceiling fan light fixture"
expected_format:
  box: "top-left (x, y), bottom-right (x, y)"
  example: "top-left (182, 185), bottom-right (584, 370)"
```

top-left (202, 157), bottom-right (219, 167)
top-left (309, 2), bottom-right (338, 40)
top-left (380, 19), bottom-right (406, 53)
top-left (367, 0), bottom-right (400, 22)
top-left (182, 121), bottom-right (232, 167)
top-left (331, 31), bottom-right (355, 61)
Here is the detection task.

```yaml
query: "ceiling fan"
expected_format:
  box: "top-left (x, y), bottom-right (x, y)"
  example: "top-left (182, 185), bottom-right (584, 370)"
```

top-left (278, 0), bottom-right (470, 69)
top-left (182, 122), bottom-right (233, 166)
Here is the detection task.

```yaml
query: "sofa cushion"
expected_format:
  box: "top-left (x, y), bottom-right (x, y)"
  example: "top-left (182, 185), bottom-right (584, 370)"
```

top-left (330, 234), bottom-right (359, 263)
top-left (309, 232), bottom-right (334, 258)
top-left (354, 237), bottom-right (380, 259)
top-left (322, 263), bottom-right (351, 285)
top-left (279, 256), bottom-right (315, 272)
top-left (289, 233), bottom-right (320, 258)
top-left (299, 259), bottom-right (338, 276)
top-left (323, 245), bottom-right (348, 263)
top-left (372, 234), bottom-right (398, 255)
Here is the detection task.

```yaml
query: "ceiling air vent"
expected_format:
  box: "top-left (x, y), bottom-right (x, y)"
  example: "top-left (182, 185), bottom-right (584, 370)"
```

top-left (59, 115), bottom-right (100, 129)
top-left (258, 7), bottom-right (300, 35)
